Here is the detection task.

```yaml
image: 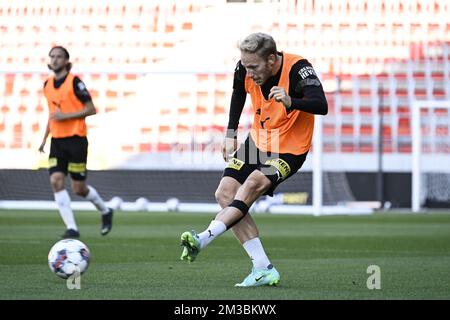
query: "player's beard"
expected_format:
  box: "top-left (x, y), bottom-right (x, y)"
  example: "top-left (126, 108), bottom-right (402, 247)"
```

top-left (53, 66), bottom-right (65, 73)
top-left (256, 63), bottom-right (272, 85)
top-left (49, 64), bottom-right (67, 73)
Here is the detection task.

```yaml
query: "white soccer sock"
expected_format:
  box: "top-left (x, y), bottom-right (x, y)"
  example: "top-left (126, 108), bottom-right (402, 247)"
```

top-left (197, 220), bottom-right (227, 249)
top-left (54, 189), bottom-right (77, 231)
top-left (84, 185), bottom-right (109, 214)
top-left (243, 237), bottom-right (271, 269)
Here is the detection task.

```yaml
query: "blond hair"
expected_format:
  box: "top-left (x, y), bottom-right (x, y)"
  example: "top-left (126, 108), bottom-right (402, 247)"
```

top-left (239, 33), bottom-right (277, 60)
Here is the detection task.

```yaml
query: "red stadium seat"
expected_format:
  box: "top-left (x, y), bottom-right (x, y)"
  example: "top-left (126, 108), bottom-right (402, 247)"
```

top-left (0, 1), bottom-right (449, 157)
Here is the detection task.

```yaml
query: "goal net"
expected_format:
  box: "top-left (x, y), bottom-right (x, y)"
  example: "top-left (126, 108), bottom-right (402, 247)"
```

top-left (412, 100), bottom-right (450, 211)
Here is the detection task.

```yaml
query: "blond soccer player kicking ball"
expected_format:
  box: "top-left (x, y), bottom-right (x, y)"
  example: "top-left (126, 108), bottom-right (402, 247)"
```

top-left (180, 33), bottom-right (328, 287)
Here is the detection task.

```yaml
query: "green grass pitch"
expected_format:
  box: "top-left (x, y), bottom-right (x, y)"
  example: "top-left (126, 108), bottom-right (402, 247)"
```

top-left (0, 209), bottom-right (449, 299)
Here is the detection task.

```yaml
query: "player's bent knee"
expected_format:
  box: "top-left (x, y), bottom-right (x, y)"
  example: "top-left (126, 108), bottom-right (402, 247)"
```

top-left (215, 178), bottom-right (240, 208)
top-left (71, 182), bottom-right (88, 197)
top-left (50, 173), bottom-right (65, 191)
top-left (243, 175), bottom-right (271, 196)
top-left (73, 189), bottom-right (85, 197)
top-left (215, 188), bottom-right (234, 208)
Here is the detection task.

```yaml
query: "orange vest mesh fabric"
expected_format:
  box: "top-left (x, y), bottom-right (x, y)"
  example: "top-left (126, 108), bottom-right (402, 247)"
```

top-left (245, 53), bottom-right (314, 155)
top-left (44, 73), bottom-right (87, 138)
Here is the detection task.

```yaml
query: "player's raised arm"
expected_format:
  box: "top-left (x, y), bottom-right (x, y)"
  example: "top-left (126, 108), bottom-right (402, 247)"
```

top-left (73, 76), bottom-right (97, 118)
top-left (279, 59), bottom-right (328, 115)
top-left (50, 77), bottom-right (96, 121)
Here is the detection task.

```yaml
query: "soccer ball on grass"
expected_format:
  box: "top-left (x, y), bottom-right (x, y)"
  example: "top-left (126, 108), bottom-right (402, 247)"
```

top-left (48, 239), bottom-right (90, 279)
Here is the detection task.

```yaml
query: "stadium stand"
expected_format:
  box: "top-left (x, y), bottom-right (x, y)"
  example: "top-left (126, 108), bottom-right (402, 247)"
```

top-left (0, 0), bottom-right (449, 168)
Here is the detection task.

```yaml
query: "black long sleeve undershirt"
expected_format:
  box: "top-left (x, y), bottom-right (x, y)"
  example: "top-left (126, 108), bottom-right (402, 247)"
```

top-left (289, 87), bottom-right (328, 115)
top-left (226, 88), bottom-right (246, 137)
top-left (226, 55), bottom-right (327, 136)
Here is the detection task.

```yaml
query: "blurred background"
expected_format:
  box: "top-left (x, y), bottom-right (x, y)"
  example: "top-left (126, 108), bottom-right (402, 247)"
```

top-left (0, 0), bottom-right (449, 212)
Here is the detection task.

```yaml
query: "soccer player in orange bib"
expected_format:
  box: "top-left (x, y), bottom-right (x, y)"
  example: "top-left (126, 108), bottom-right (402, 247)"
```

top-left (39, 46), bottom-right (113, 239)
top-left (180, 33), bottom-right (328, 287)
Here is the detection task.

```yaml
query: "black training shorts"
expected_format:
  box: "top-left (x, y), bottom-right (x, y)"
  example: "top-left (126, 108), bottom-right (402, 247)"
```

top-left (48, 136), bottom-right (88, 181)
top-left (222, 136), bottom-right (308, 196)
